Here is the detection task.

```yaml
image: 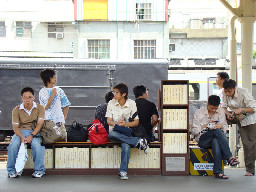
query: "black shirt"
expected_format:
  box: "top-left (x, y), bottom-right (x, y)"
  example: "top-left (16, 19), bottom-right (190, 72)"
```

top-left (95, 103), bottom-right (109, 133)
top-left (135, 98), bottom-right (159, 139)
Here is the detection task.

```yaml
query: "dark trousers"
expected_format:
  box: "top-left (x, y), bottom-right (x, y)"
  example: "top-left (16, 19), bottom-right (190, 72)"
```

top-left (198, 129), bottom-right (232, 174)
top-left (239, 124), bottom-right (256, 174)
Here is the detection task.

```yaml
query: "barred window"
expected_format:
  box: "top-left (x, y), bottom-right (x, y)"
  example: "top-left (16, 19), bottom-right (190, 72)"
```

top-left (0, 22), bottom-right (6, 37)
top-left (48, 22), bottom-right (64, 38)
top-left (134, 40), bottom-right (156, 59)
top-left (88, 40), bottom-right (110, 59)
top-left (16, 21), bottom-right (32, 38)
top-left (136, 3), bottom-right (152, 20)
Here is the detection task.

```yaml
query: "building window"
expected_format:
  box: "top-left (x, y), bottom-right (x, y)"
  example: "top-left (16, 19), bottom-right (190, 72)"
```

top-left (136, 3), bottom-right (152, 20)
top-left (0, 22), bottom-right (6, 37)
top-left (16, 21), bottom-right (32, 38)
top-left (88, 40), bottom-right (110, 59)
top-left (48, 22), bottom-right (64, 38)
top-left (169, 44), bottom-right (175, 52)
top-left (134, 40), bottom-right (156, 59)
top-left (203, 18), bottom-right (215, 28)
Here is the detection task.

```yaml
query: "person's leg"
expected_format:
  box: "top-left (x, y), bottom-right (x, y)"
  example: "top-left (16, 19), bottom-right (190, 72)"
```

top-left (109, 130), bottom-right (140, 147)
top-left (119, 142), bottom-right (130, 178)
top-left (212, 129), bottom-right (232, 160)
top-left (240, 124), bottom-right (256, 175)
top-left (31, 136), bottom-right (45, 174)
top-left (211, 138), bottom-right (223, 174)
top-left (7, 134), bottom-right (21, 174)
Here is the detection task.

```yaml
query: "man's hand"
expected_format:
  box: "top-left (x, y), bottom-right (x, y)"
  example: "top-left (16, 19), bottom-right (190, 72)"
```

top-left (25, 135), bottom-right (33, 144)
top-left (226, 112), bottom-right (235, 120)
top-left (117, 118), bottom-right (126, 126)
top-left (214, 122), bottom-right (223, 129)
top-left (51, 88), bottom-right (57, 97)
top-left (232, 108), bottom-right (244, 115)
top-left (21, 136), bottom-right (27, 143)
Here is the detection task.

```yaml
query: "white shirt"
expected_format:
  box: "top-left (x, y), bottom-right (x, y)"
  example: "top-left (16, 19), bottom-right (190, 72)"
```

top-left (222, 87), bottom-right (256, 126)
top-left (39, 86), bottom-right (71, 123)
top-left (105, 99), bottom-right (138, 133)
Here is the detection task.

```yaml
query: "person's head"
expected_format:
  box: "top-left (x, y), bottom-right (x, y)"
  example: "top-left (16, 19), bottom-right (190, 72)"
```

top-left (223, 79), bottom-right (237, 97)
top-left (40, 69), bottom-right (57, 87)
top-left (113, 83), bottom-right (128, 101)
top-left (207, 95), bottom-right (220, 114)
top-left (133, 85), bottom-right (148, 99)
top-left (21, 87), bottom-right (35, 106)
top-left (105, 91), bottom-right (114, 103)
top-left (216, 72), bottom-right (229, 88)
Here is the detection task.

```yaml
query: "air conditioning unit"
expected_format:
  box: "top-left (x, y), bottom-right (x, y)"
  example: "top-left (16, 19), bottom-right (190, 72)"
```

top-left (56, 32), bottom-right (64, 39)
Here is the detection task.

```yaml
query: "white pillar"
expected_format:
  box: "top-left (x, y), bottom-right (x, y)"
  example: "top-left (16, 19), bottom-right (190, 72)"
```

top-left (229, 16), bottom-right (237, 81)
top-left (229, 125), bottom-right (237, 157)
top-left (240, 17), bottom-right (255, 92)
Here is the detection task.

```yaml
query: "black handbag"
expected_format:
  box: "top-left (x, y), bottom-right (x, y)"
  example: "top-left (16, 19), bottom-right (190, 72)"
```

top-left (129, 112), bottom-right (149, 141)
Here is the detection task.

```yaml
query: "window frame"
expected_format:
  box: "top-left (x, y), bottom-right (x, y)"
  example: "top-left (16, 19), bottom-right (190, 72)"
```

top-left (16, 21), bottom-right (32, 38)
top-left (87, 39), bottom-right (110, 59)
top-left (0, 21), bottom-right (6, 37)
top-left (136, 3), bottom-right (152, 21)
top-left (48, 22), bottom-right (64, 38)
top-left (134, 40), bottom-right (156, 59)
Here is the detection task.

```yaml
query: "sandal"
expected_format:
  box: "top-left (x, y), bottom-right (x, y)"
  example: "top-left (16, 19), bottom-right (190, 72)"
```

top-left (245, 172), bottom-right (255, 176)
top-left (215, 173), bottom-right (229, 179)
top-left (228, 157), bottom-right (239, 166)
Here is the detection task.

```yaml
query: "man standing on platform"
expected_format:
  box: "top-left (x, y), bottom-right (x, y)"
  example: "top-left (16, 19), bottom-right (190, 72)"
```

top-left (216, 72), bottom-right (229, 105)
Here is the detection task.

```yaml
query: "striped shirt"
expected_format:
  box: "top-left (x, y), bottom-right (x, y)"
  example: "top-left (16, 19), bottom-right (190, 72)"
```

top-left (222, 87), bottom-right (256, 127)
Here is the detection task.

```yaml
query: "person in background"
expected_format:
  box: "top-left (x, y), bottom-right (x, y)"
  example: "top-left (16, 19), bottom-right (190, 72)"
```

top-left (95, 91), bottom-right (114, 133)
top-left (133, 85), bottom-right (158, 141)
top-left (7, 87), bottom-right (46, 178)
top-left (191, 95), bottom-right (239, 179)
top-left (39, 69), bottom-right (71, 141)
top-left (222, 79), bottom-right (256, 176)
top-left (106, 83), bottom-right (148, 180)
top-left (216, 72), bottom-right (229, 105)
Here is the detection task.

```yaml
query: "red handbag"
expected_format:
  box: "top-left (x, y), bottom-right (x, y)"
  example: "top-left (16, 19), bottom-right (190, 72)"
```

top-left (88, 119), bottom-right (108, 145)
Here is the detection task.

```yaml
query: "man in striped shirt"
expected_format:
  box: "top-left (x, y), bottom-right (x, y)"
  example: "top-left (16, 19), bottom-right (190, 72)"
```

top-left (222, 79), bottom-right (256, 176)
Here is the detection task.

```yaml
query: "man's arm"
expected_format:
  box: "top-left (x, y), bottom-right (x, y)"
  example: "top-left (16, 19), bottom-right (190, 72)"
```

top-left (13, 124), bottom-right (26, 143)
top-left (63, 106), bottom-right (69, 120)
top-left (151, 114), bottom-right (158, 128)
top-left (45, 88), bottom-right (57, 110)
top-left (25, 118), bottom-right (44, 144)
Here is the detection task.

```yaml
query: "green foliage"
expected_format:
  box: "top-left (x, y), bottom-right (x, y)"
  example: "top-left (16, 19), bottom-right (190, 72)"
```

top-left (253, 50), bottom-right (256, 59)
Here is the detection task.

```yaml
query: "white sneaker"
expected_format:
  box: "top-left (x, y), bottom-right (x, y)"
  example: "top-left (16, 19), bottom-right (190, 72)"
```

top-left (139, 138), bottom-right (149, 154)
top-left (8, 172), bottom-right (18, 178)
top-left (32, 172), bottom-right (44, 178)
top-left (119, 172), bottom-right (128, 180)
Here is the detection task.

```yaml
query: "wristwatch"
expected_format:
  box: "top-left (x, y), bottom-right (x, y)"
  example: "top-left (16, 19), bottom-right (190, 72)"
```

top-left (31, 134), bottom-right (35, 138)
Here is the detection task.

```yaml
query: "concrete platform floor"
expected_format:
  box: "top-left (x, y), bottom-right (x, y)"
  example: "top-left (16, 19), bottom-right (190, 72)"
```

top-left (0, 167), bottom-right (255, 192)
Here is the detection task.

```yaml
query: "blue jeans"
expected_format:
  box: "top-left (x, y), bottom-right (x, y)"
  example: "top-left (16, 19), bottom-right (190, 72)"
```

top-left (109, 130), bottom-right (140, 173)
top-left (198, 129), bottom-right (232, 174)
top-left (7, 130), bottom-right (45, 174)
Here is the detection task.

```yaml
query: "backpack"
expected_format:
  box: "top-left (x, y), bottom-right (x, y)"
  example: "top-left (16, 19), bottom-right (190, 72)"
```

top-left (87, 119), bottom-right (108, 145)
top-left (67, 121), bottom-right (88, 142)
top-left (32, 119), bottom-right (63, 144)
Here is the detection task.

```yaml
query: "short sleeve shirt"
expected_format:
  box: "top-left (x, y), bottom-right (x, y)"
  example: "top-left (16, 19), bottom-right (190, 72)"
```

top-left (39, 86), bottom-right (71, 123)
top-left (12, 102), bottom-right (45, 130)
top-left (105, 99), bottom-right (138, 133)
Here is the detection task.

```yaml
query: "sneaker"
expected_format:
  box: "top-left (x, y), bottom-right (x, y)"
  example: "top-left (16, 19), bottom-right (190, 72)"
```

top-left (8, 172), bottom-right (18, 178)
top-left (32, 172), bottom-right (44, 178)
top-left (17, 170), bottom-right (23, 177)
top-left (119, 172), bottom-right (128, 180)
top-left (139, 138), bottom-right (149, 154)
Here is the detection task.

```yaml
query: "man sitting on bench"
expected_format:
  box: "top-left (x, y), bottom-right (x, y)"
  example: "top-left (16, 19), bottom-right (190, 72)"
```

top-left (191, 95), bottom-right (239, 179)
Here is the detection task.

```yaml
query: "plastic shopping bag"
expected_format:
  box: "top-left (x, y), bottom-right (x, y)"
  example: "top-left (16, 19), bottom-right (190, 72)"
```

top-left (15, 143), bottom-right (28, 173)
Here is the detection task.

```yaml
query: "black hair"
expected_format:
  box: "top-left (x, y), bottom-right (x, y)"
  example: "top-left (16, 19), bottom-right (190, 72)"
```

top-left (223, 79), bottom-right (237, 89)
top-left (105, 91), bottom-right (114, 103)
top-left (217, 72), bottom-right (229, 80)
top-left (21, 87), bottom-right (34, 96)
top-left (208, 95), bottom-right (220, 106)
top-left (40, 69), bottom-right (56, 86)
top-left (113, 83), bottom-right (128, 100)
top-left (133, 85), bottom-right (147, 98)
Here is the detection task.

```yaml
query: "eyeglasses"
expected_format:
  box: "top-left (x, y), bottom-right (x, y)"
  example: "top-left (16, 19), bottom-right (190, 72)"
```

top-left (22, 96), bottom-right (34, 100)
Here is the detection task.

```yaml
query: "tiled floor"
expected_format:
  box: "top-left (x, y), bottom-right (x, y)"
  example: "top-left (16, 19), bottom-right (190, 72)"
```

top-left (0, 167), bottom-right (255, 192)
